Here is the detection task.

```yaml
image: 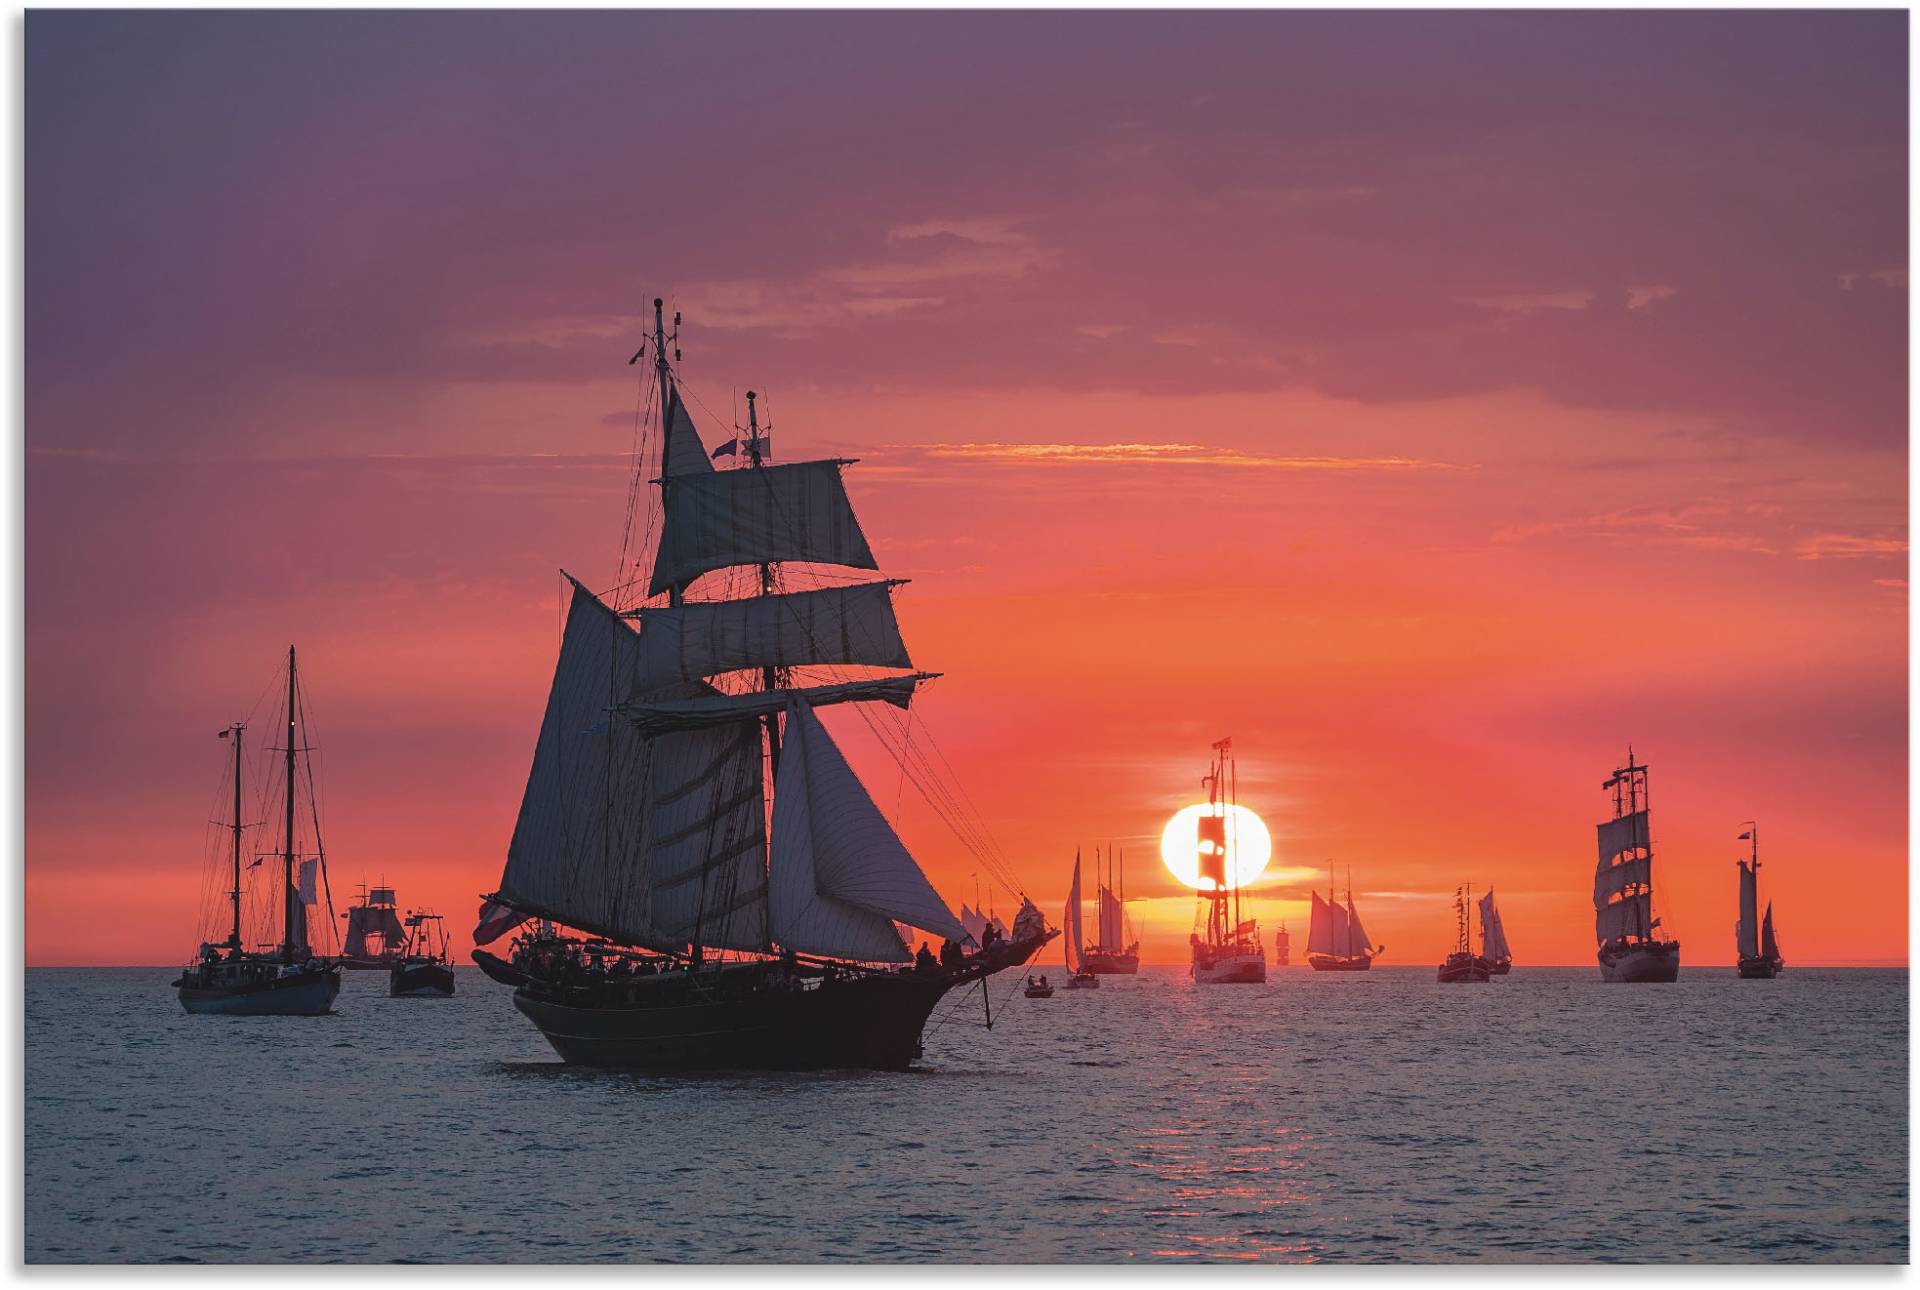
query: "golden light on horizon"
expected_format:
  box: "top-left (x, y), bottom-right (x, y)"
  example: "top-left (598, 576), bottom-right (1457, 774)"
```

top-left (1159, 803), bottom-right (1273, 891)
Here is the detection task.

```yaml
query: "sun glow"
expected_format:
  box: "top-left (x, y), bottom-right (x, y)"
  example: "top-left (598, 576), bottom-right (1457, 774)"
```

top-left (1159, 803), bottom-right (1273, 891)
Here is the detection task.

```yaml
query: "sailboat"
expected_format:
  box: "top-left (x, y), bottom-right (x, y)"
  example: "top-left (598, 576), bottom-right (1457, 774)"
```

top-left (468, 299), bottom-right (1055, 1070)
top-left (1478, 888), bottom-right (1512, 975)
top-left (1274, 920), bottom-right (1291, 967)
top-left (174, 647), bottom-right (343, 1016)
top-left (1063, 850), bottom-right (1099, 988)
top-left (1735, 823), bottom-right (1784, 979)
top-left (1188, 738), bottom-right (1266, 985)
top-left (340, 883), bottom-right (407, 970)
top-left (1437, 884), bottom-right (1491, 983)
top-left (390, 911), bottom-right (456, 997)
top-left (1594, 749), bottom-right (1680, 982)
top-left (1305, 865), bottom-right (1383, 971)
top-left (1083, 845), bottom-right (1140, 974)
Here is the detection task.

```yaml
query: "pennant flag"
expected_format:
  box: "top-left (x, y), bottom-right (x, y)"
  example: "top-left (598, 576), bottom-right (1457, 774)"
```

top-left (712, 438), bottom-right (739, 459)
top-left (247, 857), bottom-right (264, 870)
top-left (297, 857), bottom-right (319, 906)
top-left (217, 729), bottom-right (231, 739)
top-left (1737, 832), bottom-right (1751, 840)
top-left (474, 898), bottom-right (532, 946)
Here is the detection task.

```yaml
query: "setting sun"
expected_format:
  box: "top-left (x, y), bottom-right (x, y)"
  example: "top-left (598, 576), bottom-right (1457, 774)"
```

top-left (1160, 803), bottom-right (1273, 891)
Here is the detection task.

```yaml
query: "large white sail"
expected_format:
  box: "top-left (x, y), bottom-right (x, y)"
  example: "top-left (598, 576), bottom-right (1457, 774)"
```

top-left (1736, 860), bottom-right (1760, 959)
top-left (1307, 890), bottom-right (1349, 955)
top-left (642, 716), bottom-right (769, 953)
top-left (661, 387), bottom-right (716, 479)
top-left (498, 581), bottom-right (666, 950)
top-left (633, 580), bottom-right (912, 686)
top-left (618, 673), bottom-right (932, 735)
top-left (1594, 855), bottom-right (1651, 906)
top-left (1345, 898), bottom-right (1371, 956)
top-left (1097, 886), bottom-right (1125, 949)
top-left (650, 460), bottom-right (879, 596)
top-left (960, 903), bottom-right (989, 946)
top-left (1595, 890), bottom-right (1649, 943)
top-left (1597, 810), bottom-right (1648, 864)
top-left (1478, 889), bottom-right (1512, 961)
top-left (1064, 851), bottom-right (1084, 971)
top-left (767, 702), bottom-right (964, 962)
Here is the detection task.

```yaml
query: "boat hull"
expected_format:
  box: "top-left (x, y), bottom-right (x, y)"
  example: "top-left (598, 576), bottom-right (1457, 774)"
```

top-left (177, 965), bottom-right (341, 1016)
top-left (1487, 958), bottom-right (1512, 976)
top-left (1192, 951), bottom-right (1267, 984)
top-left (390, 961), bottom-right (457, 997)
top-left (1081, 950), bottom-right (1139, 975)
top-left (1597, 939), bottom-right (1680, 983)
top-left (1307, 953), bottom-right (1375, 972)
top-left (1024, 987), bottom-right (1054, 998)
top-left (1736, 955), bottom-right (1783, 979)
top-left (340, 957), bottom-right (402, 972)
top-left (1066, 972), bottom-right (1100, 989)
top-left (1437, 954), bottom-right (1490, 983)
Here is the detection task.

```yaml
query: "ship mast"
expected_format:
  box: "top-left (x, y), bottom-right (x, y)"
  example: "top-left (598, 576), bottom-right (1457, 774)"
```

top-left (281, 645), bottom-right (300, 962)
top-left (227, 722), bottom-right (244, 951)
top-left (745, 388), bottom-right (782, 775)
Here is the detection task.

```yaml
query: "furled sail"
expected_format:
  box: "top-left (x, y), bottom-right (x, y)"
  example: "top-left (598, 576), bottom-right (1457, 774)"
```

top-left (1597, 810), bottom-right (1648, 864)
top-left (1345, 898), bottom-right (1371, 957)
top-left (767, 702), bottom-right (964, 962)
top-left (497, 581), bottom-right (664, 949)
top-left (1736, 860), bottom-right (1760, 959)
top-left (618, 673), bottom-right (934, 735)
top-left (650, 459), bottom-right (879, 596)
top-left (661, 386), bottom-right (716, 479)
top-left (1595, 890), bottom-right (1650, 943)
top-left (1595, 855), bottom-right (1652, 906)
top-left (1760, 902), bottom-right (1780, 961)
top-left (642, 716), bottom-right (769, 953)
top-left (633, 580), bottom-right (912, 686)
top-left (1478, 889), bottom-right (1512, 962)
top-left (1064, 852), bottom-right (1084, 971)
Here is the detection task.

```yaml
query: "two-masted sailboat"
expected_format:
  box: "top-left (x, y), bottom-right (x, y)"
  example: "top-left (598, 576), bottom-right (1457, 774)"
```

top-left (391, 911), bottom-right (456, 997)
top-left (1437, 884), bottom-right (1491, 982)
top-left (1593, 749), bottom-right (1680, 982)
top-left (1478, 888), bottom-right (1512, 974)
top-left (469, 299), bottom-right (1053, 1069)
top-left (1188, 739), bottom-right (1267, 984)
top-left (174, 648), bottom-right (342, 1015)
top-left (340, 883), bottom-right (407, 970)
top-left (1062, 850), bottom-right (1100, 988)
top-left (1083, 846), bottom-right (1139, 973)
top-left (1735, 823), bottom-right (1784, 979)
top-left (1306, 866), bottom-right (1382, 970)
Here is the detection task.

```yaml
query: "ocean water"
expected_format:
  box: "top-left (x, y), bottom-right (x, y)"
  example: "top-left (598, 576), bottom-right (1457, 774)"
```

top-left (25, 965), bottom-right (1907, 1263)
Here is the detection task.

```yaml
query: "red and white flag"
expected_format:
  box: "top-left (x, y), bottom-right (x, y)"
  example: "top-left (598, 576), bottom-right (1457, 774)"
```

top-left (473, 898), bottom-right (531, 946)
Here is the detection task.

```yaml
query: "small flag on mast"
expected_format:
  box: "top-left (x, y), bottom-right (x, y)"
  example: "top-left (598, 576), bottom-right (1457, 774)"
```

top-left (1737, 832), bottom-right (1751, 840)
top-left (217, 729), bottom-right (231, 738)
top-left (474, 898), bottom-right (532, 946)
top-left (712, 438), bottom-right (739, 458)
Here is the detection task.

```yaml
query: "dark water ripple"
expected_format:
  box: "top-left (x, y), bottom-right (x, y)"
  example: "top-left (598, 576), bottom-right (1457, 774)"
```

top-left (25, 966), bottom-right (1907, 1263)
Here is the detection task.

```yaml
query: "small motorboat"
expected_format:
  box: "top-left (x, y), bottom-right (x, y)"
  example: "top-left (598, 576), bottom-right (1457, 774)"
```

top-left (1023, 975), bottom-right (1055, 998)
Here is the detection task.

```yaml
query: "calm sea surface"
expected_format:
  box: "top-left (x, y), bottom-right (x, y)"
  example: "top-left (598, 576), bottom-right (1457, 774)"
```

top-left (25, 965), bottom-right (1908, 1263)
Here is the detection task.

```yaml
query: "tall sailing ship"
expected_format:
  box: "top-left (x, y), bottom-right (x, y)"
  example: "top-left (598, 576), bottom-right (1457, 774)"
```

top-left (174, 648), bottom-right (342, 1016)
top-left (340, 883), bottom-right (407, 970)
top-left (1188, 739), bottom-right (1266, 985)
top-left (1306, 866), bottom-right (1382, 971)
top-left (1437, 884), bottom-right (1491, 983)
top-left (1593, 749), bottom-right (1680, 982)
top-left (1274, 920), bottom-right (1291, 967)
top-left (1478, 887), bottom-right (1513, 974)
top-left (1734, 823), bottom-right (1784, 979)
top-left (469, 299), bottom-right (1054, 1070)
top-left (1083, 846), bottom-right (1140, 974)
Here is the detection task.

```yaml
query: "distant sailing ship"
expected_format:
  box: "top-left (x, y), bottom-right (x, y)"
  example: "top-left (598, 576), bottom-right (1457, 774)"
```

top-left (1437, 884), bottom-right (1491, 982)
top-left (1735, 823), bottom-right (1784, 979)
top-left (340, 883), bottom-right (407, 970)
top-left (1274, 920), bottom-right (1291, 967)
top-left (1306, 865), bottom-right (1382, 971)
top-left (1083, 846), bottom-right (1140, 974)
top-left (174, 647), bottom-right (342, 1016)
top-left (469, 299), bottom-right (1053, 1070)
top-left (1478, 888), bottom-right (1512, 974)
top-left (1594, 749), bottom-right (1680, 982)
top-left (391, 911), bottom-right (456, 997)
top-left (1062, 850), bottom-right (1101, 988)
top-left (1188, 738), bottom-right (1266, 985)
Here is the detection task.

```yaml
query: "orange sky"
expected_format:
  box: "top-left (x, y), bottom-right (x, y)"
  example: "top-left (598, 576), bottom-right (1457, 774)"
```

top-left (26, 11), bottom-right (1907, 966)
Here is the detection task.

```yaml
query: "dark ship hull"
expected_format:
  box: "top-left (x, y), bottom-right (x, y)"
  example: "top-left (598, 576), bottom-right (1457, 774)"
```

top-left (1307, 952), bottom-right (1375, 972)
top-left (1437, 952), bottom-right (1490, 983)
top-left (176, 962), bottom-right (341, 1016)
top-left (1736, 955), bottom-right (1783, 979)
top-left (1487, 958), bottom-right (1512, 975)
top-left (486, 934), bottom-right (1051, 1071)
top-left (1081, 950), bottom-right (1139, 975)
top-left (1598, 939), bottom-right (1680, 982)
top-left (390, 960), bottom-right (457, 997)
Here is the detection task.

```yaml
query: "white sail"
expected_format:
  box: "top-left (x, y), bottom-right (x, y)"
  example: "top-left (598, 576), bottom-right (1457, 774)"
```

top-left (1097, 886), bottom-right (1125, 949)
top-left (1345, 898), bottom-right (1371, 956)
top-left (650, 459), bottom-right (879, 596)
top-left (498, 581), bottom-right (668, 950)
top-left (1760, 902), bottom-right (1780, 960)
top-left (767, 703), bottom-right (964, 962)
top-left (1597, 810), bottom-right (1648, 864)
top-left (1595, 890), bottom-right (1649, 943)
top-left (1594, 855), bottom-right (1651, 906)
top-left (642, 716), bottom-right (769, 953)
top-left (991, 914), bottom-right (1010, 939)
top-left (633, 580), bottom-right (912, 686)
top-left (661, 387), bottom-right (715, 479)
top-left (1478, 889), bottom-right (1511, 961)
top-left (1307, 890), bottom-right (1348, 956)
top-left (1736, 860), bottom-right (1760, 959)
top-left (960, 903), bottom-right (988, 946)
top-left (619, 673), bottom-right (933, 735)
top-left (1064, 852), bottom-right (1084, 971)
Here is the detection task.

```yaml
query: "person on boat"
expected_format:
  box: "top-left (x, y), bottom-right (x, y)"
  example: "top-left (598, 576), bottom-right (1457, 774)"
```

top-left (915, 942), bottom-right (938, 974)
top-left (939, 938), bottom-right (964, 968)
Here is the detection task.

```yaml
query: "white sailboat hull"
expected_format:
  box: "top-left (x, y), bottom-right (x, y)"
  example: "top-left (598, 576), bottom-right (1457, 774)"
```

top-left (1192, 951), bottom-right (1266, 985)
top-left (1597, 940), bottom-right (1680, 983)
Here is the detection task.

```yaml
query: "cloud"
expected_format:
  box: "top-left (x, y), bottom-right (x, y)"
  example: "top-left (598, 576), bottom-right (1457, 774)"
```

top-left (1462, 289), bottom-right (1596, 315)
top-left (1794, 532), bottom-right (1908, 560)
top-left (883, 442), bottom-right (1474, 471)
